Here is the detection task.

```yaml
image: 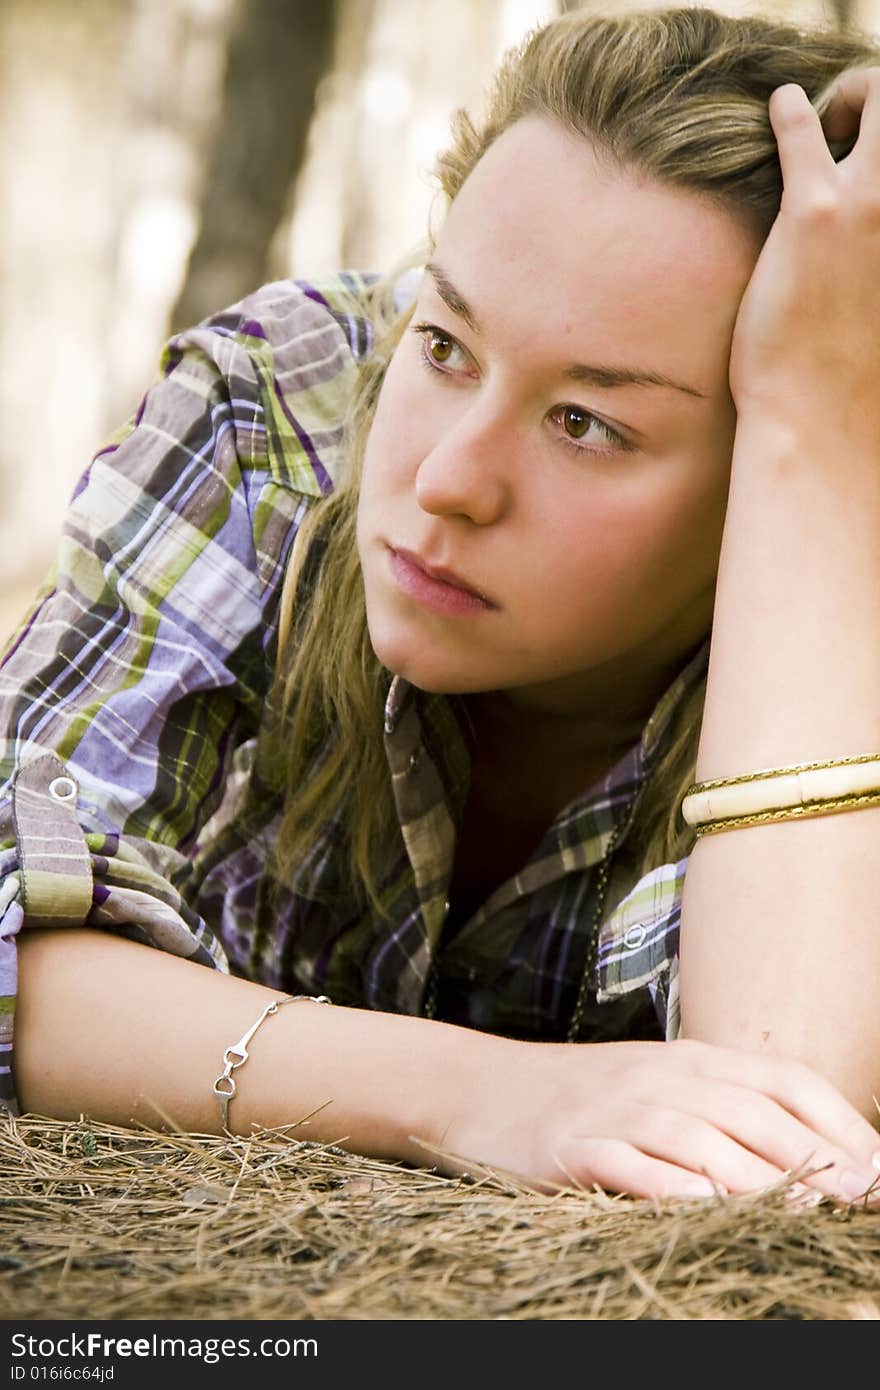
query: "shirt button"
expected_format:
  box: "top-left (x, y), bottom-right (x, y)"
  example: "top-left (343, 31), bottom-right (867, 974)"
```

top-left (48, 775), bottom-right (78, 803)
top-left (407, 749), bottom-right (421, 773)
top-left (623, 923), bottom-right (648, 950)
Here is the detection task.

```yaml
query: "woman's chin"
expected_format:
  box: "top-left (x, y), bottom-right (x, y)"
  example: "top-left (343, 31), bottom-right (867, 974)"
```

top-left (368, 630), bottom-right (490, 695)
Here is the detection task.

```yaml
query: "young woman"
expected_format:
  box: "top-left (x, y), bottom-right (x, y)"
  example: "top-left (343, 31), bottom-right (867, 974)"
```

top-left (2, 5), bottom-right (880, 1203)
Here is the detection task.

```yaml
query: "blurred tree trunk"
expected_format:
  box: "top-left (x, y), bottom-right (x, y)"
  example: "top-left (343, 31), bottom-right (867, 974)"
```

top-left (336, 0), bottom-right (378, 268)
top-left (828, 0), bottom-right (858, 27)
top-left (171, 0), bottom-right (337, 331)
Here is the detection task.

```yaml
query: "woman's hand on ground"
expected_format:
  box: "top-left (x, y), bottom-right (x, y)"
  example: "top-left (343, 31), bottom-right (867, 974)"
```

top-left (729, 66), bottom-right (880, 449)
top-left (432, 1036), bottom-right (880, 1202)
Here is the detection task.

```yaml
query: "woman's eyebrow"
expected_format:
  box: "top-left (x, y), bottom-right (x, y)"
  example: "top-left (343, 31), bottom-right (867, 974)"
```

top-left (565, 362), bottom-right (707, 399)
top-left (425, 262), bottom-right (481, 333)
top-left (425, 260), bottom-right (707, 400)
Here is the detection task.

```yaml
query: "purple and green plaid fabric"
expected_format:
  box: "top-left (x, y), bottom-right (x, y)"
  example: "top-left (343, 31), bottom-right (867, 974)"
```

top-left (0, 272), bottom-right (707, 1116)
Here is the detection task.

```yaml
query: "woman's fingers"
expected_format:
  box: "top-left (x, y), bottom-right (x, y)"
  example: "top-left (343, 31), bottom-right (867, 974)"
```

top-left (587, 1042), bottom-right (880, 1201)
top-left (630, 1075), bottom-right (878, 1203)
top-left (682, 1041), bottom-right (880, 1170)
top-left (769, 83), bottom-right (838, 203)
top-left (563, 1110), bottom-right (787, 1198)
top-left (820, 64), bottom-right (880, 161)
top-left (769, 69), bottom-right (880, 202)
top-left (555, 1136), bottom-right (721, 1201)
top-left (558, 1133), bottom-right (878, 1205)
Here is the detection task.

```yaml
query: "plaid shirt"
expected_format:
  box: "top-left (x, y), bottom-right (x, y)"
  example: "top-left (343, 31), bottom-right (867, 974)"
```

top-left (0, 272), bottom-right (707, 1116)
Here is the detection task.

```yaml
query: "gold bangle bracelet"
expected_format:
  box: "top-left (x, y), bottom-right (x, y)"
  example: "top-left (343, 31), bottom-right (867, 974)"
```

top-left (691, 789), bottom-right (880, 837)
top-left (688, 751), bottom-right (880, 792)
top-left (683, 754), bottom-right (880, 828)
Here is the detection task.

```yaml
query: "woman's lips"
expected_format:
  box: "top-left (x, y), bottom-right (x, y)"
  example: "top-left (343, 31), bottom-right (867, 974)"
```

top-left (387, 547), bottom-right (497, 617)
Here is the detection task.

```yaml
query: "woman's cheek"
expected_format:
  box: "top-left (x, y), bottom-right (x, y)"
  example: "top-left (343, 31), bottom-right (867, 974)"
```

top-left (366, 380), bottom-right (433, 490)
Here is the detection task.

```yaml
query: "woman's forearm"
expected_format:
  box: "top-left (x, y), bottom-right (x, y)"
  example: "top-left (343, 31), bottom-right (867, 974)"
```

top-left (15, 924), bottom-right (880, 1199)
top-left (13, 926), bottom-right (478, 1165)
top-left (679, 411), bottom-right (880, 1116)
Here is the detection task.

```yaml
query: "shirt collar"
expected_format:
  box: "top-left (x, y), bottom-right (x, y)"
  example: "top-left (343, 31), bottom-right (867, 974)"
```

top-left (638, 635), bottom-right (710, 769)
top-left (383, 672), bottom-right (413, 736)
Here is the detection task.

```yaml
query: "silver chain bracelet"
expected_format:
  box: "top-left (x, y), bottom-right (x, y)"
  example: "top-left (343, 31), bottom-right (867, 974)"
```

top-left (213, 993), bottom-right (331, 1132)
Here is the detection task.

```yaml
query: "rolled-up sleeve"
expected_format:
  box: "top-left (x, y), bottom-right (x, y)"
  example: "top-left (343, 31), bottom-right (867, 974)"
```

top-left (0, 272), bottom-right (374, 1114)
top-left (595, 855), bottom-right (690, 1041)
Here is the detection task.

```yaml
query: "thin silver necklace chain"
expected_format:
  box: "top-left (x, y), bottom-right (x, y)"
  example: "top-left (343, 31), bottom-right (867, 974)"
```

top-left (422, 801), bottom-right (634, 1042)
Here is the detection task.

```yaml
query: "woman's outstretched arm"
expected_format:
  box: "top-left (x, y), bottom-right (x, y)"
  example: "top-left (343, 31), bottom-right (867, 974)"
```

top-left (14, 926), bottom-right (462, 1164)
top-left (15, 925), bottom-right (880, 1201)
top-left (679, 74), bottom-right (880, 1120)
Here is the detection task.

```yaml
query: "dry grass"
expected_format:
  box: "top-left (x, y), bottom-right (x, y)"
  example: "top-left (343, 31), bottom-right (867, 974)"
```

top-left (1, 1113), bottom-right (878, 1321)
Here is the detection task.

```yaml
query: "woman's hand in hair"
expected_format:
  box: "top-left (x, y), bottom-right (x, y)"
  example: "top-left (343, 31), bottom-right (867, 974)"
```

top-left (433, 1036), bottom-right (880, 1203)
top-left (728, 68), bottom-right (880, 459)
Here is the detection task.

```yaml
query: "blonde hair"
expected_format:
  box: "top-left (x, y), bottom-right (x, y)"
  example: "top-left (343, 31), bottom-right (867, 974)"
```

top-left (263, 5), bottom-right (879, 914)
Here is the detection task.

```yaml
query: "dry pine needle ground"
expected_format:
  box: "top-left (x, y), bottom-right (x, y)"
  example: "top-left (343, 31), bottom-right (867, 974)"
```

top-left (0, 1113), bottom-right (878, 1320)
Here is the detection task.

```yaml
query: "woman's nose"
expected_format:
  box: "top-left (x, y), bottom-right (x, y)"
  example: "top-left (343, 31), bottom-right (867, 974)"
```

top-left (414, 409), bottom-right (511, 525)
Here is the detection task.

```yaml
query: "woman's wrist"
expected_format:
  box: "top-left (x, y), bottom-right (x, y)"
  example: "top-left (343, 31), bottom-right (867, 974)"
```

top-left (729, 405), bottom-right (880, 508)
top-left (230, 992), bottom-right (506, 1168)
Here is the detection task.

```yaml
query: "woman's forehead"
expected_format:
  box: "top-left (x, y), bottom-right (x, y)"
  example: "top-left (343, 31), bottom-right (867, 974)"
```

top-left (425, 118), bottom-right (756, 391)
top-left (438, 116), bottom-right (756, 297)
top-left (428, 117), bottom-right (759, 391)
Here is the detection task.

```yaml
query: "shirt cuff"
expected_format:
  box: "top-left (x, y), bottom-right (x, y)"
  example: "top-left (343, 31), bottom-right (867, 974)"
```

top-left (12, 753), bottom-right (93, 926)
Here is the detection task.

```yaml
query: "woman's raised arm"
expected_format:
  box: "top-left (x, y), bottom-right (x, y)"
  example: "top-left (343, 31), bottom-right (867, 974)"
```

top-left (679, 74), bottom-right (880, 1120)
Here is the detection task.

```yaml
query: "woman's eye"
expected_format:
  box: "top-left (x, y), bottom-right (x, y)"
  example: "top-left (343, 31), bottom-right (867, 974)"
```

top-left (553, 404), bottom-right (632, 454)
top-left (412, 322), bottom-right (471, 375)
top-left (427, 330), bottom-right (456, 364)
top-left (561, 406), bottom-right (592, 439)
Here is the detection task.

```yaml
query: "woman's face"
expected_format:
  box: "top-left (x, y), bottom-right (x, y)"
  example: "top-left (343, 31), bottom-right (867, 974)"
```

top-left (356, 115), bottom-right (759, 714)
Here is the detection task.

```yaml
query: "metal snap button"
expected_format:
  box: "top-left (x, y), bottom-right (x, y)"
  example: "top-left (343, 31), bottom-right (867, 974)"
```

top-left (623, 923), bottom-right (647, 950)
top-left (48, 775), bottom-right (78, 803)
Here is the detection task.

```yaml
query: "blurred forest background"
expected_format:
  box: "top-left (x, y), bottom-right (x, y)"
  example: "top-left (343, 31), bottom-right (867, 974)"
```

top-left (0, 0), bottom-right (876, 642)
